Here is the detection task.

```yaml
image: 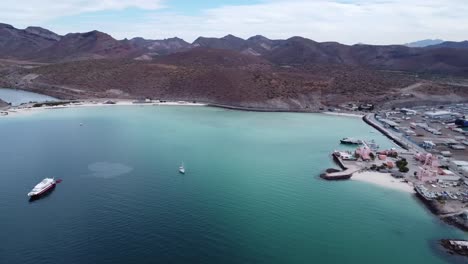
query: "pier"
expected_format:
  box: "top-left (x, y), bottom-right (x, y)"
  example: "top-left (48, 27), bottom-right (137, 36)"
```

top-left (320, 165), bottom-right (360, 180)
top-left (363, 114), bottom-right (410, 151)
top-left (320, 153), bottom-right (360, 180)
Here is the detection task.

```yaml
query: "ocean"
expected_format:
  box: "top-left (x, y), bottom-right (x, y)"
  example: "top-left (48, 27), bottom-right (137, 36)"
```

top-left (0, 105), bottom-right (466, 264)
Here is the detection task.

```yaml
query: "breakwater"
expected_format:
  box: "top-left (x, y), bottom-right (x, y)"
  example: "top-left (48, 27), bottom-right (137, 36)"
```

top-left (362, 114), bottom-right (409, 150)
top-left (320, 153), bottom-right (359, 180)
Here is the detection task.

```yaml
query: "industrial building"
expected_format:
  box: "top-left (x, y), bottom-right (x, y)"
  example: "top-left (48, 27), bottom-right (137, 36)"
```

top-left (450, 160), bottom-right (468, 175)
top-left (424, 110), bottom-right (457, 120)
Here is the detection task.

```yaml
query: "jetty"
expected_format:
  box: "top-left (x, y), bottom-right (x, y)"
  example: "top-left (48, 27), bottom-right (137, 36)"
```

top-left (363, 114), bottom-right (410, 151)
top-left (320, 165), bottom-right (360, 180)
top-left (320, 152), bottom-right (360, 180)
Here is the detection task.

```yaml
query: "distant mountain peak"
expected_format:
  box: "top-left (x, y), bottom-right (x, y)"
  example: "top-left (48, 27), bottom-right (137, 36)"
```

top-left (222, 34), bottom-right (243, 40)
top-left (287, 36), bottom-right (312, 42)
top-left (248, 35), bottom-right (269, 41)
top-left (25, 26), bottom-right (61, 41)
top-left (405, 39), bottom-right (444, 47)
top-left (165, 37), bottom-right (186, 42)
top-left (0, 23), bottom-right (59, 58)
top-left (427, 40), bottom-right (468, 49)
top-left (81, 30), bottom-right (111, 38)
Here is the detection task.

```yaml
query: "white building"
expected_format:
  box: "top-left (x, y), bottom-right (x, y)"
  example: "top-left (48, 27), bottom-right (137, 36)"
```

top-left (449, 160), bottom-right (468, 173)
top-left (436, 175), bottom-right (461, 182)
top-left (460, 166), bottom-right (468, 178)
top-left (424, 111), bottom-right (456, 120)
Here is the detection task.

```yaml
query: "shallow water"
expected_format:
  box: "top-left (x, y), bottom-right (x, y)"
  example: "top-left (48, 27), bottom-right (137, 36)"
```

top-left (0, 88), bottom-right (57, 106)
top-left (0, 106), bottom-right (466, 264)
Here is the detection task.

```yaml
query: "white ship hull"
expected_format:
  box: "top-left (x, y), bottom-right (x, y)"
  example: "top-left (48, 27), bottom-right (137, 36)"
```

top-left (28, 178), bottom-right (56, 197)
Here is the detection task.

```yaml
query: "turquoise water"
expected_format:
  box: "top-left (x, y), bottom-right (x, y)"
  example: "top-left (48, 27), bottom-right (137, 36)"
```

top-left (0, 88), bottom-right (57, 106)
top-left (0, 106), bottom-right (466, 264)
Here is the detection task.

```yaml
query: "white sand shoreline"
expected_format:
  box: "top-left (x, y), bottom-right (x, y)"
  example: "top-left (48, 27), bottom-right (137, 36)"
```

top-left (322, 111), bottom-right (364, 118)
top-left (352, 171), bottom-right (415, 193)
top-left (1, 97), bottom-right (371, 119)
top-left (1, 99), bottom-right (207, 117)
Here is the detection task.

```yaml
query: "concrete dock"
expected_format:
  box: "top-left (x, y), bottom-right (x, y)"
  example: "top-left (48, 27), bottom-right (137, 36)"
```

top-left (320, 153), bottom-right (360, 180)
top-left (320, 165), bottom-right (360, 180)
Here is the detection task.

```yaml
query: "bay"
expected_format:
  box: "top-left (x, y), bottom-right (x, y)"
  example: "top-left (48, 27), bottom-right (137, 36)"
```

top-left (0, 105), bottom-right (466, 264)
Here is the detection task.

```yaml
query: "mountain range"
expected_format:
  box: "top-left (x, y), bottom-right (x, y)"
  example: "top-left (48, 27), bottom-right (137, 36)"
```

top-left (1, 23), bottom-right (468, 110)
top-left (2, 23), bottom-right (468, 75)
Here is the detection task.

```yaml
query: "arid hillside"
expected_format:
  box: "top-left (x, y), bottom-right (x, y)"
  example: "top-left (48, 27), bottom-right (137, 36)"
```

top-left (2, 24), bottom-right (468, 110)
top-left (2, 24), bottom-right (468, 75)
top-left (4, 48), bottom-right (465, 110)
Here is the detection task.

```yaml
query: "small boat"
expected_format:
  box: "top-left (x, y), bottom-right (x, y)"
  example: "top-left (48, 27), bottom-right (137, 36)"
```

top-left (179, 163), bottom-right (185, 174)
top-left (366, 140), bottom-right (380, 151)
top-left (28, 178), bottom-right (56, 197)
top-left (340, 137), bottom-right (363, 145)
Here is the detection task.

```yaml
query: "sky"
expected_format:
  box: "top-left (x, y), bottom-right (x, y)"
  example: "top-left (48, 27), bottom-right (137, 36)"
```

top-left (0, 0), bottom-right (467, 44)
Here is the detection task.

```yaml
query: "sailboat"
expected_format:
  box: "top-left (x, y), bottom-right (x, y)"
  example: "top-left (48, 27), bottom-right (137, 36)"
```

top-left (179, 162), bottom-right (185, 174)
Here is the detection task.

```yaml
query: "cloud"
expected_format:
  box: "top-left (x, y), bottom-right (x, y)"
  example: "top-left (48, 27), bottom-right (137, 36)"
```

top-left (0, 0), bottom-right (165, 25)
top-left (107, 0), bottom-right (468, 44)
top-left (2, 0), bottom-right (468, 44)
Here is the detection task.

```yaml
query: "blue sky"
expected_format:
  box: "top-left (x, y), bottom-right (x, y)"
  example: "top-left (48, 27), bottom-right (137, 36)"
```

top-left (0, 0), bottom-right (467, 44)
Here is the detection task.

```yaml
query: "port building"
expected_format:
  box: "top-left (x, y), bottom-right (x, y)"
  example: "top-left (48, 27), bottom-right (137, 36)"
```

top-left (424, 111), bottom-right (456, 120)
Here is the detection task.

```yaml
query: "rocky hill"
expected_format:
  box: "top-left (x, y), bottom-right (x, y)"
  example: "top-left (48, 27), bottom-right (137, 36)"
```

top-left (1, 23), bottom-right (468, 110)
top-left (5, 48), bottom-right (460, 110)
top-left (2, 24), bottom-right (468, 76)
top-left (0, 23), bottom-right (60, 59)
top-left (153, 48), bottom-right (271, 67)
top-left (128, 37), bottom-right (190, 57)
top-left (31, 30), bottom-right (137, 62)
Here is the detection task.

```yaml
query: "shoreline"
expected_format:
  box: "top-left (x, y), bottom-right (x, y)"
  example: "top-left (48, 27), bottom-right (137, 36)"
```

top-left (351, 171), bottom-right (415, 193)
top-left (362, 114), bottom-right (410, 150)
top-left (1, 97), bottom-right (372, 118)
top-left (3, 94), bottom-right (467, 234)
top-left (322, 111), bottom-right (364, 118)
top-left (1, 99), bottom-right (207, 117)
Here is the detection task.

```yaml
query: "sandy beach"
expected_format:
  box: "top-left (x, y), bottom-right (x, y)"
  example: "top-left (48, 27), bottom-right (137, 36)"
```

top-left (0, 99), bottom-right (207, 117)
top-left (322, 111), bottom-right (364, 118)
top-left (352, 171), bottom-right (415, 193)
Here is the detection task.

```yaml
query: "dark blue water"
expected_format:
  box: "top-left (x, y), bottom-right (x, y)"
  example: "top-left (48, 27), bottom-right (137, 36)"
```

top-left (0, 106), bottom-right (466, 264)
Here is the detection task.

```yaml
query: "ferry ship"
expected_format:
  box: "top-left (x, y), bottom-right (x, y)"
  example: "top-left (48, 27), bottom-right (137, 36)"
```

top-left (340, 137), bottom-right (363, 145)
top-left (27, 178), bottom-right (56, 197)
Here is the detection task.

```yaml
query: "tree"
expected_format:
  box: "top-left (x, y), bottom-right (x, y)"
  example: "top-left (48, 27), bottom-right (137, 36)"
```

top-left (399, 167), bottom-right (409, 173)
